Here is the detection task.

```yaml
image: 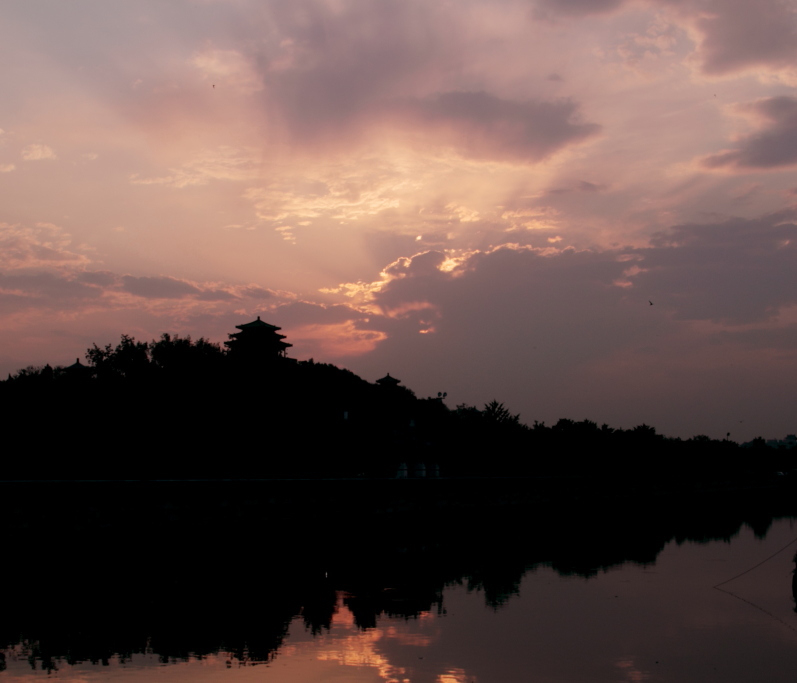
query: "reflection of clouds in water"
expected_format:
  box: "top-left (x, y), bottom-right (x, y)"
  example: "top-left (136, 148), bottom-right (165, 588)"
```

top-left (316, 629), bottom-right (406, 681)
top-left (437, 668), bottom-right (470, 683)
top-left (293, 597), bottom-right (465, 683)
top-left (314, 598), bottom-right (410, 680)
top-left (297, 597), bottom-right (409, 681)
top-left (616, 657), bottom-right (650, 681)
top-left (383, 626), bottom-right (433, 647)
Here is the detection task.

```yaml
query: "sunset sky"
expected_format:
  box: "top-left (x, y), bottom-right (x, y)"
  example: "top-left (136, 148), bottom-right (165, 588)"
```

top-left (3, 0), bottom-right (797, 440)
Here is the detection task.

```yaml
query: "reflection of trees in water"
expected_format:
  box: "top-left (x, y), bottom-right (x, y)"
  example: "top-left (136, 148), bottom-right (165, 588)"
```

top-left (1, 482), bottom-right (795, 670)
top-left (793, 551), bottom-right (797, 612)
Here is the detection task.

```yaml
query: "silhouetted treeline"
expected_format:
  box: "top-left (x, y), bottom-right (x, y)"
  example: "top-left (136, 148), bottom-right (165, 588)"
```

top-left (1, 332), bottom-right (794, 482)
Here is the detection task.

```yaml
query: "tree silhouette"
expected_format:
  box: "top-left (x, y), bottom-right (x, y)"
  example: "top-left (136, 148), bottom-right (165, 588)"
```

top-left (86, 334), bottom-right (150, 379)
top-left (483, 400), bottom-right (521, 425)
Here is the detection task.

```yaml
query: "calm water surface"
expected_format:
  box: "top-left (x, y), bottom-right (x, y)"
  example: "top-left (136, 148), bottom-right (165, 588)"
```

top-left (3, 515), bottom-right (796, 683)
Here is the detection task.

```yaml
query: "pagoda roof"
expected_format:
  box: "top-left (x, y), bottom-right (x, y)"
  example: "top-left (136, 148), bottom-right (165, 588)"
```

top-left (235, 316), bottom-right (281, 331)
top-left (64, 357), bottom-right (92, 375)
top-left (376, 373), bottom-right (401, 386)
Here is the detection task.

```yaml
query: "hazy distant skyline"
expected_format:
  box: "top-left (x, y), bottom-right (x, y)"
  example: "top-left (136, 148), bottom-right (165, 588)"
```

top-left (2, 0), bottom-right (796, 440)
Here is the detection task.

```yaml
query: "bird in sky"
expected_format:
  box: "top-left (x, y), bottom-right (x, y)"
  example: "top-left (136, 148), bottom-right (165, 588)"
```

top-left (649, 300), bottom-right (653, 306)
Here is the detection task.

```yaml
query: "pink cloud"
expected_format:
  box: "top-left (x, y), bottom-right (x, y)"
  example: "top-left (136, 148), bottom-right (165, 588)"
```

top-left (534, 0), bottom-right (797, 78)
top-left (0, 223), bottom-right (89, 270)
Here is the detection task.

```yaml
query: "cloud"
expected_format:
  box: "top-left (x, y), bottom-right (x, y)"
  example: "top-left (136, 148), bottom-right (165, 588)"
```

top-left (702, 97), bottom-right (797, 170)
top-left (0, 271), bottom-right (103, 314)
top-left (76, 271), bottom-right (117, 287)
top-left (260, 0), bottom-right (449, 142)
top-left (370, 245), bottom-right (627, 328)
top-left (291, 321), bottom-right (387, 358)
top-left (325, 209), bottom-right (797, 438)
top-left (243, 156), bottom-right (417, 229)
top-left (270, 301), bottom-right (367, 327)
top-left (0, 222), bottom-right (89, 270)
top-left (120, 275), bottom-right (259, 302)
top-left (0, 235), bottom-right (283, 320)
top-left (547, 180), bottom-right (608, 195)
top-left (0, 164), bottom-right (15, 173)
top-left (677, 0), bottom-right (797, 77)
top-left (335, 243), bottom-right (657, 418)
top-left (637, 208), bottom-right (797, 322)
top-left (614, 14), bottom-right (682, 68)
top-left (239, 285), bottom-right (274, 300)
top-left (254, 1), bottom-right (599, 162)
top-left (21, 144), bottom-right (57, 161)
top-left (339, 207), bottom-right (797, 361)
top-left (536, 0), bottom-right (797, 79)
top-left (120, 275), bottom-right (203, 299)
top-left (391, 91), bottom-right (600, 162)
top-left (130, 147), bottom-right (261, 188)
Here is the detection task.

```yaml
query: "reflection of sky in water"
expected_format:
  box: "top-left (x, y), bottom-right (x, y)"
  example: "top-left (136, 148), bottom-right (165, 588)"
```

top-left (3, 519), bottom-right (797, 683)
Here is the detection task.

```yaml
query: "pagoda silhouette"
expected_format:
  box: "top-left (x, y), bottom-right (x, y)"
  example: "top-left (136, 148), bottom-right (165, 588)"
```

top-left (224, 316), bottom-right (293, 363)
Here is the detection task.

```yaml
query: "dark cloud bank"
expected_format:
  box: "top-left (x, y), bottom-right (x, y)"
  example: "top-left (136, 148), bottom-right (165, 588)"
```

top-left (337, 208), bottom-right (797, 439)
top-left (391, 92), bottom-right (600, 162)
top-left (703, 97), bottom-right (797, 170)
top-left (257, 0), bottom-right (600, 160)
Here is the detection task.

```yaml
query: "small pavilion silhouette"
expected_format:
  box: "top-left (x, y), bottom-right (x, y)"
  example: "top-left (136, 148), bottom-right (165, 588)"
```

top-left (376, 373), bottom-right (401, 388)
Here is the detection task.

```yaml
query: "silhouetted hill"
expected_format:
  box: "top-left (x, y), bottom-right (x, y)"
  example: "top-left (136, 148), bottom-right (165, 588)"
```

top-left (1, 326), bottom-right (795, 482)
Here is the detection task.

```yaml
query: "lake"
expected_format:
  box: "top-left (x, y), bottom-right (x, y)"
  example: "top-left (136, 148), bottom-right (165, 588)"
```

top-left (1, 481), bottom-right (796, 682)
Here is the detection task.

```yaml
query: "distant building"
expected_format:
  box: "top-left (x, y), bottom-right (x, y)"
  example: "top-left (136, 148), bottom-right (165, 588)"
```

top-left (376, 373), bottom-right (401, 388)
top-left (395, 460), bottom-right (440, 479)
top-left (225, 316), bottom-right (293, 360)
top-left (63, 357), bottom-right (92, 379)
top-left (742, 434), bottom-right (797, 450)
top-left (766, 435), bottom-right (797, 450)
